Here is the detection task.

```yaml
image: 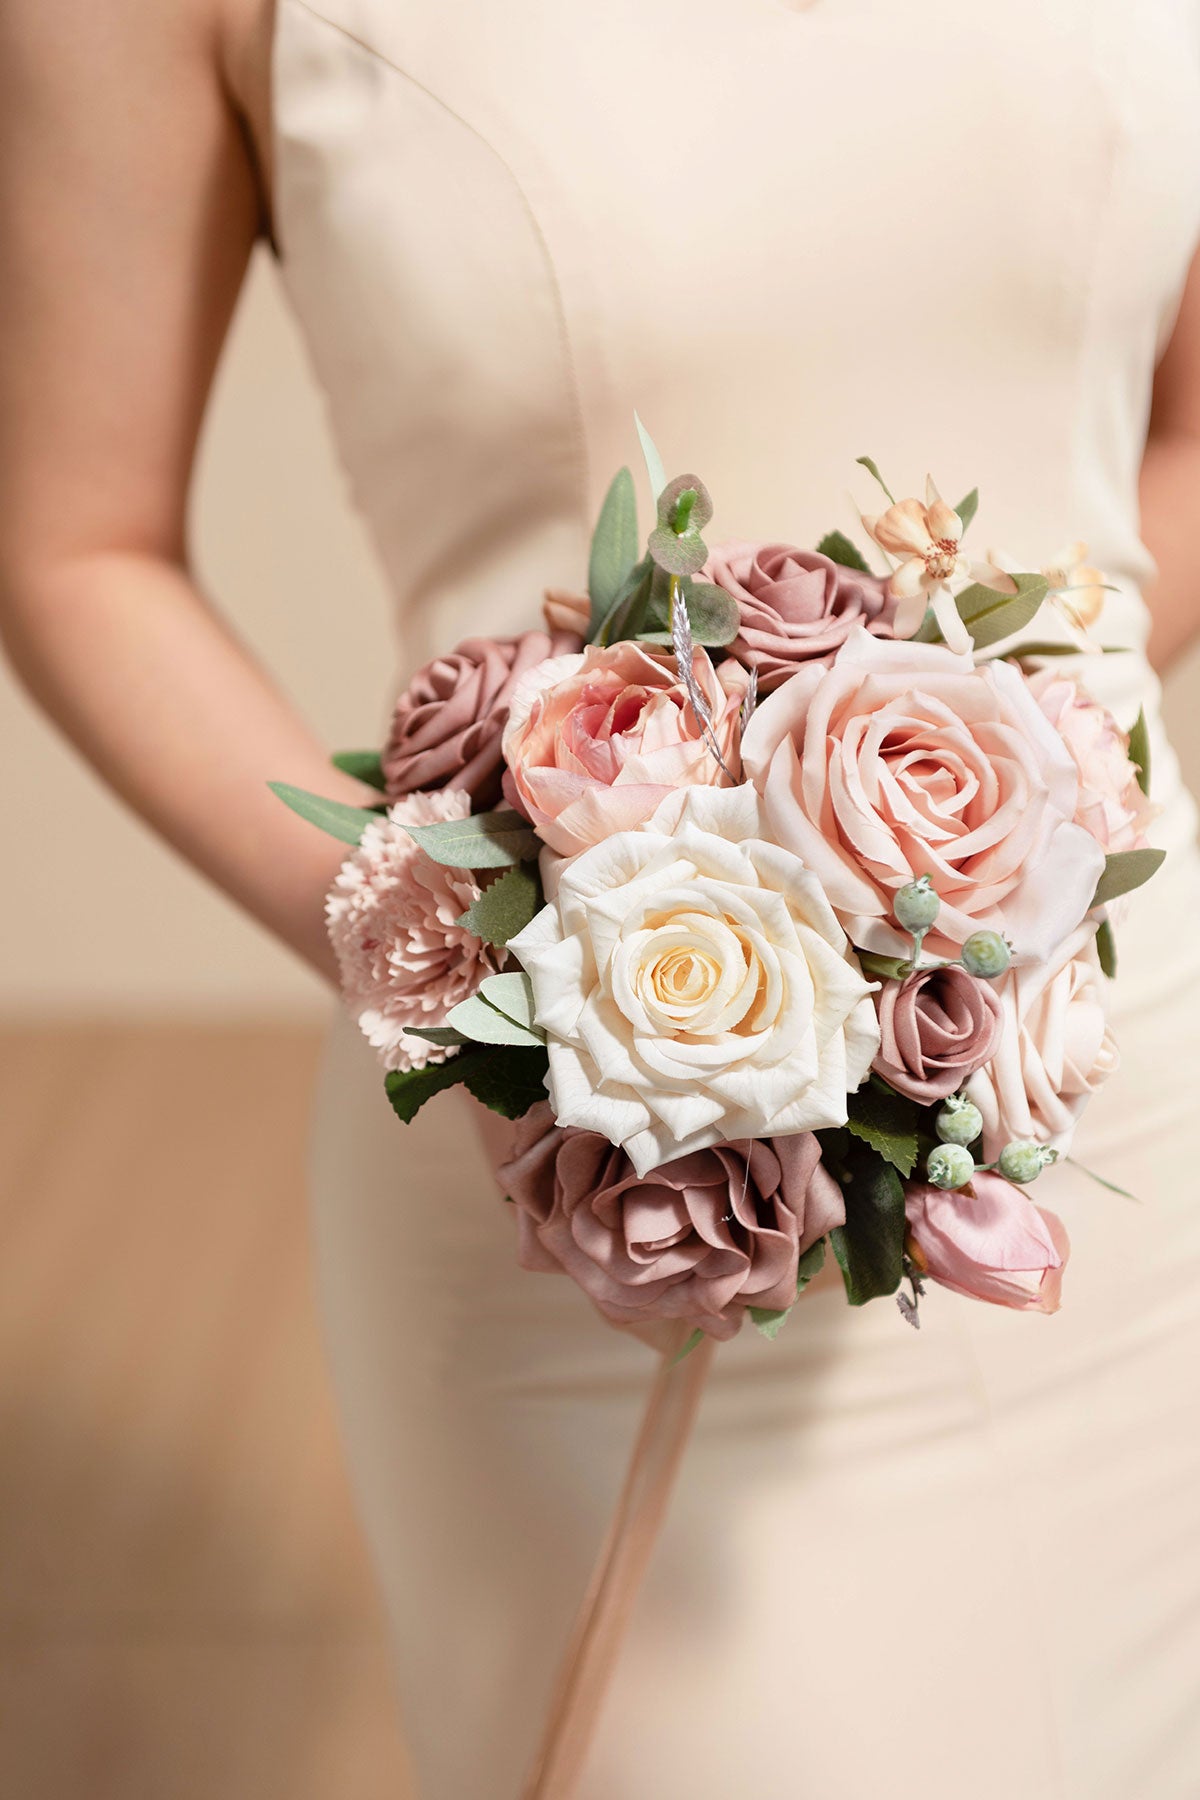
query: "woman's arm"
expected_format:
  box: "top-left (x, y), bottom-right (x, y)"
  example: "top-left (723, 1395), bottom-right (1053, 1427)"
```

top-left (1141, 246), bottom-right (1200, 673)
top-left (0, 0), bottom-right (367, 981)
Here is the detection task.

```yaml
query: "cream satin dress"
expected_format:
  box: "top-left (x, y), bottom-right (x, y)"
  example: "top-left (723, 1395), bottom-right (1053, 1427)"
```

top-left (273, 2), bottom-right (1200, 1793)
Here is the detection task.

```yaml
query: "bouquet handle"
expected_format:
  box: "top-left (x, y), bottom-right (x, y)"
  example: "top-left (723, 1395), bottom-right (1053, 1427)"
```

top-left (521, 1321), bottom-right (716, 1799)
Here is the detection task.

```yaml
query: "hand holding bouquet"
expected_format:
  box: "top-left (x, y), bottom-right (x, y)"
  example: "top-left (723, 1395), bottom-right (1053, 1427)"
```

top-left (276, 429), bottom-right (1161, 1345)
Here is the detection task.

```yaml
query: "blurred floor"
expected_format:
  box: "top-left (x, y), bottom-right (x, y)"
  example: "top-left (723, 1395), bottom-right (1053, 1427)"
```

top-left (0, 1023), bottom-right (413, 1800)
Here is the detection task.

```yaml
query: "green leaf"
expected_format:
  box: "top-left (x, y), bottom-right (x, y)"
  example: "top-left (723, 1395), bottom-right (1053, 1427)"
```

top-left (447, 972), bottom-right (545, 1047)
top-left (1127, 705), bottom-right (1151, 799)
top-left (846, 1082), bottom-right (921, 1178)
top-left (460, 1046), bottom-right (549, 1120)
top-left (955, 572), bottom-right (1049, 648)
top-left (588, 466), bottom-right (640, 635)
top-left (403, 1025), bottom-right (470, 1047)
top-left (269, 782), bottom-right (380, 846)
top-left (385, 1054), bottom-right (474, 1124)
top-left (591, 557), bottom-right (652, 646)
top-left (856, 455), bottom-right (895, 504)
top-left (829, 1149), bottom-right (906, 1305)
top-left (637, 577), bottom-right (739, 649)
top-left (748, 1305), bottom-right (791, 1340)
top-left (954, 487), bottom-right (979, 533)
top-left (456, 863), bottom-right (542, 948)
top-left (815, 529), bottom-right (872, 574)
top-left (1091, 846), bottom-right (1166, 908)
top-left (750, 1236), bottom-right (829, 1337)
top-left (857, 950), bottom-right (913, 981)
top-left (1001, 641), bottom-right (1128, 659)
top-left (670, 1327), bottom-right (706, 1366)
top-left (634, 411), bottom-right (667, 506)
top-left (1095, 914), bottom-right (1117, 979)
top-left (405, 807), bottom-right (540, 869)
top-left (647, 523), bottom-right (708, 576)
top-left (1065, 1155), bottom-right (1139, 1203)
top-left (330, 749), bottom-right (387, 792)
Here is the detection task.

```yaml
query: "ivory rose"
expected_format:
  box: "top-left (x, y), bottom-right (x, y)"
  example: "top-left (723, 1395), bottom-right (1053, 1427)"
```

top-left (702, 541), bottom-right (893, 688)
top-left (326, 790), bottom-right (499, 1073)
top-left (905, 1172), bottom-right (1070, 1314)
top-left (740, 628), bottom-right (1106, 965)
top-left (383, 631), bottom-right (557, 809)
top-left (1030, 670), bottom-right (1156, 854)
top-left (508, 784), bottom-right (879, 1177)
top-left (965, 921), bottom-right (1118, 1161)
top-left (499, 1105), bottom-right (844, 1340)
top-left (873, 964), bottom-right (1003, 1104)
top-left (501, 641), bottom-right (742, 857)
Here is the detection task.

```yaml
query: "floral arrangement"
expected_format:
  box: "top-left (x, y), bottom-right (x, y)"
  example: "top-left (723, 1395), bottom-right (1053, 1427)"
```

top-left (274, 426), bottom-right (1162, 1349)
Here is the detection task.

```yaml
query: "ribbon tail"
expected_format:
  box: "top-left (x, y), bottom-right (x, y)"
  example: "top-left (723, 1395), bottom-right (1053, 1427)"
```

top-left (521, 1320), bottom-right (717, 1799)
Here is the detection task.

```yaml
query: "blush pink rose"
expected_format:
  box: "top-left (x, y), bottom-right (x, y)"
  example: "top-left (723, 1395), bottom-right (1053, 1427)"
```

top-left (499, 1102), bottom-right (843, 1340)
top-left (740, 628), bottom-right (1106, 965)
top-left (905, 1171), bottom-right (1069, 1314)
top-left (873, 964), bottom-right (1003, 1104)
top-left (383, 631), bottom-right (559, 810)
top-left (704, 541), bottom-right (894, 688)
top-left (501, 642), bottom-right (742, 858)
top-left (326, 790), bottom-right (500, 1072)
top-left (965, 921), bottom-right (1118, 1161)
top-left (1029, 670), bottom-right (1157, 853)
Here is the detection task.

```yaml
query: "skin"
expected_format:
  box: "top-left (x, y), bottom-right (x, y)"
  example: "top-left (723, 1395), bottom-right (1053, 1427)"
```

top-left (1, 6), bottom-right (1199, 988)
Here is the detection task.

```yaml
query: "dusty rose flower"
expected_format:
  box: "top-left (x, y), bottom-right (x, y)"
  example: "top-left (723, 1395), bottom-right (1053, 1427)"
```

top-left (905, 1171), bottom-right (1069, 1314)
top-left (499, 1102), bottom-right (843, 1340)
top-left (862, 475), bottom-right (972, 648)
top-left (1030, 670), bottom-right (1156, 854)
top-left (702, 541), bottom-right (894, 688)
top-left (740, 628), bottom-right (1106, 966)
top-left (873, 964), bottom-right (1003, 1104)
top-left (383, 631), bottom-right (557, 809)
top-left (542, 587), bottom-right (590, 644)
top-left (501, 641), bottom-right (742, 858)
top-left (965, 921), bottom-right (1117, 1161)
top-left (326, 790), bottom-right (499, 1073)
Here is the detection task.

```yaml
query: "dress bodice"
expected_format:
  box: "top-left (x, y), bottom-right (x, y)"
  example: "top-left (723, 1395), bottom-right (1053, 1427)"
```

top-left (271, 0), bottom-right (1200, 842)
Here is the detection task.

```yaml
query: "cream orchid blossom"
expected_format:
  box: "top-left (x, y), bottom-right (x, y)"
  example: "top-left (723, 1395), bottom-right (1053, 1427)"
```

top-left (861, 475), bottom-right (972, 651)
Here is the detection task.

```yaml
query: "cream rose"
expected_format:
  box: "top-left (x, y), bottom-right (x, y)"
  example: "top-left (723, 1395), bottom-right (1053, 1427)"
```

top-left (508, 785), bottom-right (880, 1176)
top-left (500, 641), bottom-right (742, 858)
top-left (740, 627), bottom-right (1106, 964)
top-left (965, 921), bottom-right (1118, 1161)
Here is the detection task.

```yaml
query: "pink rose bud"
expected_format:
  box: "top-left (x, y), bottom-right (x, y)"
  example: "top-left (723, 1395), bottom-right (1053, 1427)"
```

top-left (905, 1170), bottom-right (1070, 1314)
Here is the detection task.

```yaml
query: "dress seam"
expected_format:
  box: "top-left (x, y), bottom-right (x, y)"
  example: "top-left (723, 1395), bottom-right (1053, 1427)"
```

top-left (281, 0), bottom-right (593, 558)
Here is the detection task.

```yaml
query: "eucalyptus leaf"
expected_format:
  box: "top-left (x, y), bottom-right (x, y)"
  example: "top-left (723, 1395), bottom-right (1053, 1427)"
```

top-left (403, 1026), bottom-right (470, 1047)
top-left (815, 529), bottom-right (872, 574)
top-left (1095, 914), bottom-right (1118, 979)
top-left (846, 1082), bottom-right (921, 1178)
top-left (456, 863), bottom-right (542, 947)
top-left (829, 1149), bottom-right (906, 1306)
top-left (636, 579), bottom-right (739, 649)
top-left (268, 782), bottom-right (381, 846)
top-left (1091, 846), bottom-right (1166, 908)
top-left (634, 411), bottom-right (667, 506)
top-left (447, 973), bottom-right (545, 1047)
top-left (588, 466), bottom-right (640, 634)
top-left (954, 487), bottom-right (979, 533)
top-left (330, 749), bottom-right (387, 792)
top-left (955, 572), bottom-right (1049, 648)
top-left (405, 807), bottom-right (540, 869)
top-left (656, 472), bottom-right (714, 532)
top-left (1127, 705), bottom-right (1151, 799)
top-left (591, 558), bottom-right (652, 646)
top-left (647, 523), bottom-right (708, 577)
top-left (478, 971), bottom-right (542, 1033)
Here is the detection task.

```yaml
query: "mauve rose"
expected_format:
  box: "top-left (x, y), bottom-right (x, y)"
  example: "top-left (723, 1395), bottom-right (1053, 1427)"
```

top-left (874, 964), bottom-right (1004, 1104)
top-left (704, 541), bottom-right (894, 688)
top-left (501, 641), bottom-right (742, 859)
top-left (905, 1171), bottom-right (1069, 1314)
top-left (499, 1103), bottom-right (844, 1339)
top-left (383, 631), bottom-right (557, 810)
top-left (740, 628), bottom-right (1106, 965)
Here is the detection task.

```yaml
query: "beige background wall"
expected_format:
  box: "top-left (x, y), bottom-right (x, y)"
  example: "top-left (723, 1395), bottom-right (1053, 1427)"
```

top-left (3, 248), bottom-right (1200, 1019)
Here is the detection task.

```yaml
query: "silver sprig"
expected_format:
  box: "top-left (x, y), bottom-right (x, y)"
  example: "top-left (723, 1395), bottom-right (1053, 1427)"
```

top-left (670, 578), bottom-right (734, 782)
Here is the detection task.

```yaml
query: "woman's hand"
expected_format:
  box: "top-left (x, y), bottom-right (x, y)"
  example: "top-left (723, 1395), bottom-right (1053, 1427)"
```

top-left (0, 0), bottom-right (358, 982)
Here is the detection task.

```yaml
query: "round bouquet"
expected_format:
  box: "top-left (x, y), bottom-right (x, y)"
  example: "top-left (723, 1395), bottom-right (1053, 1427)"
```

top-left (275, 428), bottom-right (1161, 1342)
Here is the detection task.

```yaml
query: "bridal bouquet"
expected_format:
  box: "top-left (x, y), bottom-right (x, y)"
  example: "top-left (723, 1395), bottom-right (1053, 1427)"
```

top-left (275, 427), bottom-right (1161, 1346)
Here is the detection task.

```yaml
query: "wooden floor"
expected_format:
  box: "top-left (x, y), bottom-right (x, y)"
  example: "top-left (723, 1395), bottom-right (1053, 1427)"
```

top-left (0, 1023), bottom-right (414, 1800)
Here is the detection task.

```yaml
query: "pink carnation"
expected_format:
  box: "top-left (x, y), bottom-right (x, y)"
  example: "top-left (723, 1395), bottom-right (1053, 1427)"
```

top-left (1030, 670), bottom-right (1157, 853)
top-left (326, 790), bottom-right (499, 1072)
top-left (905, 1171), bottom-right (1069, 1314)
